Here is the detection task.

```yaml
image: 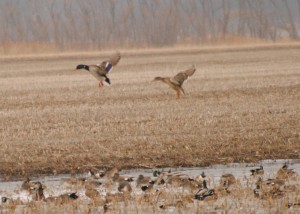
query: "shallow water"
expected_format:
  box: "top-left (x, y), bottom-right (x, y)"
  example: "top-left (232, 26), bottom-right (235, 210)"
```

top-left (0, 159), bottom-right (299, 201)
top-left (0, 159), bottom-right (299, 214)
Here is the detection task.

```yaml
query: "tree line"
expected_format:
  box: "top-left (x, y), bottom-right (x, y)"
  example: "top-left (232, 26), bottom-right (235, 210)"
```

top-left (0, 0), bottom-right (299, 52)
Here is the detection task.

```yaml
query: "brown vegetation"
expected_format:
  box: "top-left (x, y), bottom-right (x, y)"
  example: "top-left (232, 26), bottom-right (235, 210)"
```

top-left (0, 44), bottom-right (300, 179)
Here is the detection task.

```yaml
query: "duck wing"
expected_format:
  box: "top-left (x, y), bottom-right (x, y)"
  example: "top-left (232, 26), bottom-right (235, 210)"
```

top-left (170, 65), bottom-right (196, 86)
top-left (98, 52), bottom-right (121, 73)
top-left (108, 52), bottom-right (121, 66)
top-left (171, 72), bottom-right (188, 86)
top-left (184, 65), bottom-right (196, 76)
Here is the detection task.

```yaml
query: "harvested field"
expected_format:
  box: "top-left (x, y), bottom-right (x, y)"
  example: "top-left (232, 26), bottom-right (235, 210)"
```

top-left (0, 44), bottom-right (300, 178)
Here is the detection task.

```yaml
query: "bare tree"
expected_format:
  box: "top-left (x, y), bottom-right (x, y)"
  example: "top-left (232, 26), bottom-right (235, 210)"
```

top-left (0, 0), bottom-right (299, 54)
top-left (282, 0), bottom-right (299, 39)
top-left (220, 0), bottom-right (231, 38)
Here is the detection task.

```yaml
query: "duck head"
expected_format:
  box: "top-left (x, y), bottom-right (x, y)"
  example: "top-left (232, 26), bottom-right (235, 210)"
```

top-left (1, 197), bottom-right (8, 203)
top-left (69, 192), bottom-right (79, 199)
top-left (153, 170), bottom-right (161, 177)
top-left (75, 64), bottom-right (89, 71)
top-left (153, 77), bottom-right (164, 81)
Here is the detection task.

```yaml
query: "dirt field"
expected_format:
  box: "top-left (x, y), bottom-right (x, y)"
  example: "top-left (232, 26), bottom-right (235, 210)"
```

top-left (0, 44), bottom-right (300, 178)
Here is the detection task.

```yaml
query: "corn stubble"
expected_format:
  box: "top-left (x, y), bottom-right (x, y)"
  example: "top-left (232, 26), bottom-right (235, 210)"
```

top-left (0, 44), bottom-right (300, 211)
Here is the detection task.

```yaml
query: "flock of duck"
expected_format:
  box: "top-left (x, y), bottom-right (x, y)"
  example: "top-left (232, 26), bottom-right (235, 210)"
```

top-left (75, 52), bottom-right (196, 99)
top-left (1, 163), bottom-right (299, 211)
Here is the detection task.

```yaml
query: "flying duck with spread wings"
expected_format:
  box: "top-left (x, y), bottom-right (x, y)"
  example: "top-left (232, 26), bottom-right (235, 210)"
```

top-left (75, 52), bottom-right (121, 88)
top-left (153, 65), bottom-right (196, 98)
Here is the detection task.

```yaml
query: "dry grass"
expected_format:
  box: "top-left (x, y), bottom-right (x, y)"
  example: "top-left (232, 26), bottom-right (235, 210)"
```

top-left (2, 192), bottom-right (298, 214)
top-left (0, 36), bottom-right (273, 55)
top-left (1, 176), bottom-right (300, 213)
top-left (0, 44), bottom-right (300, 178)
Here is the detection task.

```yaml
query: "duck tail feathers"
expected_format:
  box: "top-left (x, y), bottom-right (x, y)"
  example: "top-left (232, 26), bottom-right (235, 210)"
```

top-left (104, 77), bottom-right (111, 85)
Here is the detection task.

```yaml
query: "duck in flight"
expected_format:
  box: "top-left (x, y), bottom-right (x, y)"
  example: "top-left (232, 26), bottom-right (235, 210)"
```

top-left (153, 65), bottom-right (196, 98)
top-left (75, 52), bottom-right (121, 88)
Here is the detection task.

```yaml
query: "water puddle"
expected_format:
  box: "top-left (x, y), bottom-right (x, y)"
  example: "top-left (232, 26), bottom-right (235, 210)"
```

top-left (0, 159), bottom-right (299, 212)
